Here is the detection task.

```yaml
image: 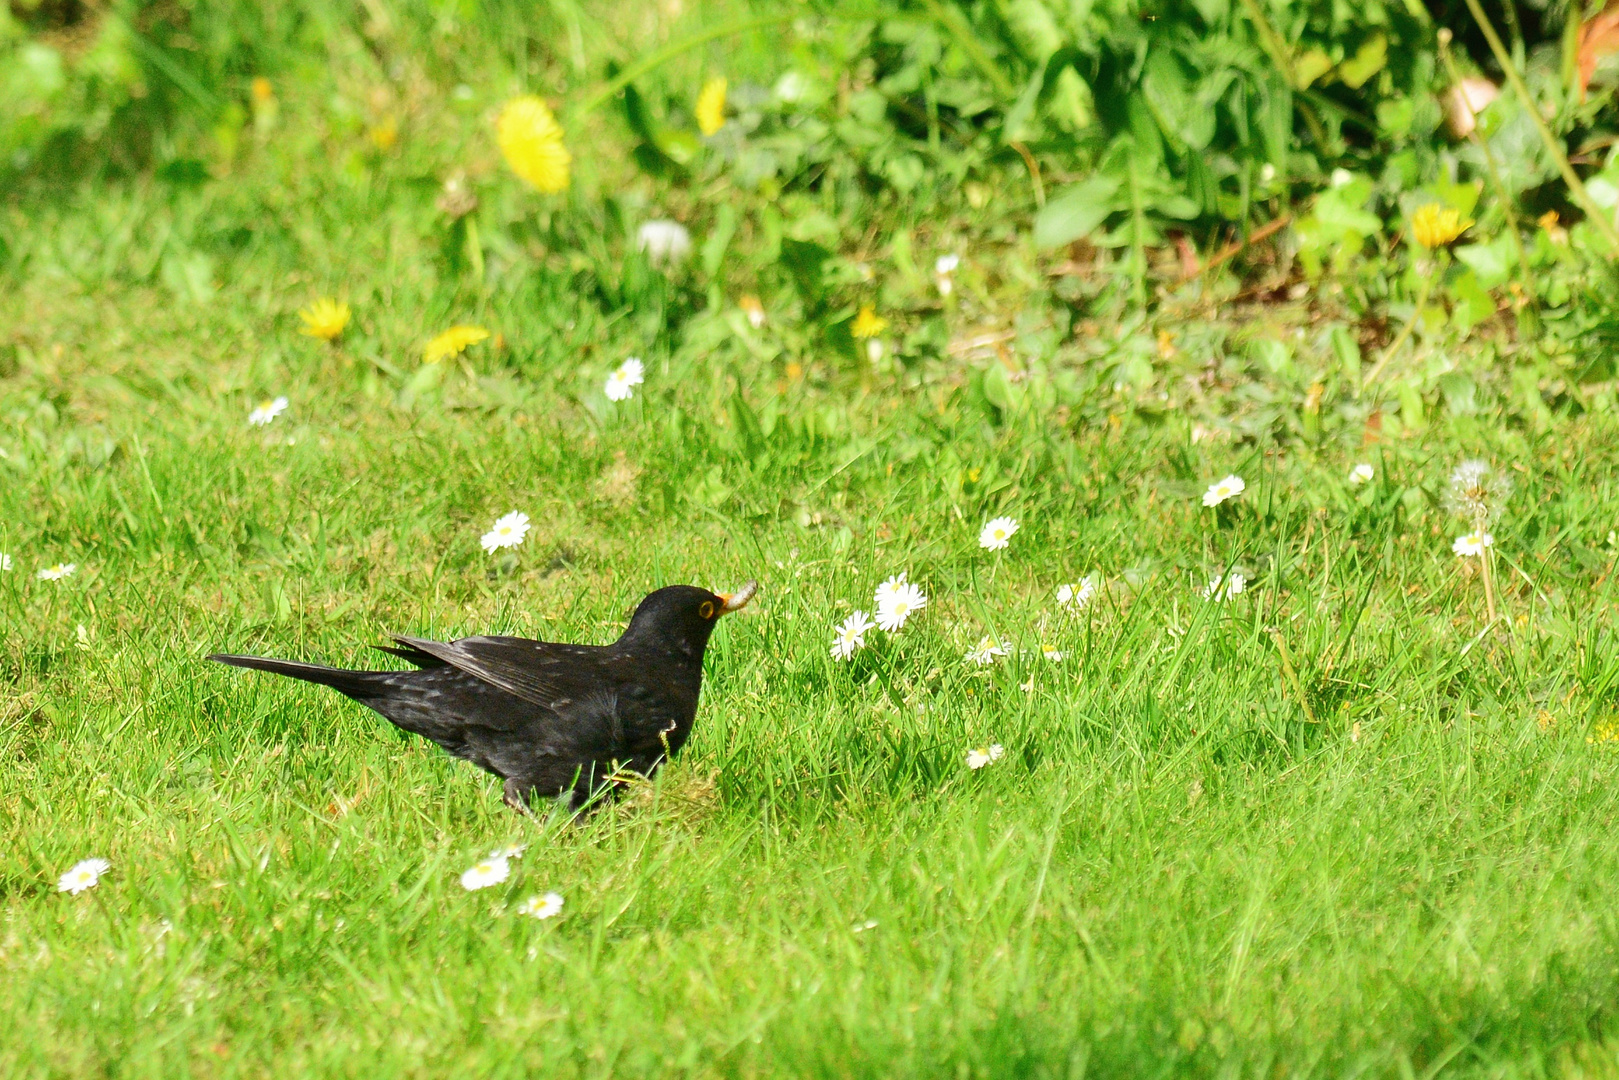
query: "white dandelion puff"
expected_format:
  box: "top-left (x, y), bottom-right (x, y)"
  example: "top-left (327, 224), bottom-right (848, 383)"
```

top-left (57, 858), bottom-right (110, 894)
top-left (978, 516), bottom-right (1019, 551)
top-left (516, 892), bottom-right (564, 920)
top-left (637, 220), bottom-right (692, 265)
top-left (460, 856), bottom-right (510, 891)
top-left (480, 511), bottom-right (530, 553)
top-left (604, 357), bottom-right (646, 402)
top-left (1202, 475), bottom-right (1245, 507)
top-left (831, 610), bottom-right (875, 661)
top-left (1443, 459), bottom-right (1511, 525)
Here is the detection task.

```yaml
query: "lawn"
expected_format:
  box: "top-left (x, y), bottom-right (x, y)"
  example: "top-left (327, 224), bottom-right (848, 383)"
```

top-left (5, 2), bottom-right (1619, 1076)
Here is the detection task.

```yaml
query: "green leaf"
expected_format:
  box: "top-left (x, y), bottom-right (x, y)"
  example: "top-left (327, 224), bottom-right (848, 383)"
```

top-left (1453, 234), bottom-right (1515, 289)
top-left (1034, 175), bottom-right (1123, 249)
top-left (1337, 34), bottom-right (1387, 90)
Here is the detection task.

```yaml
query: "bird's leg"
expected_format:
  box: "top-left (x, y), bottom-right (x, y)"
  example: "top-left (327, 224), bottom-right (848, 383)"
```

top-left (502, 777), bottom-right (537, 817)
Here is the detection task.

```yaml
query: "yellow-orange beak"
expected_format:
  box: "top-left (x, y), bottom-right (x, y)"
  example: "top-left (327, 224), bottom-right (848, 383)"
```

top-left (717, 581), bottom-right (757, 613)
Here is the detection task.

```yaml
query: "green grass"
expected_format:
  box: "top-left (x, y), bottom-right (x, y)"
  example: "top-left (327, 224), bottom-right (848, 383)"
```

top-left (6, 35), bottom-right (1619, 1080)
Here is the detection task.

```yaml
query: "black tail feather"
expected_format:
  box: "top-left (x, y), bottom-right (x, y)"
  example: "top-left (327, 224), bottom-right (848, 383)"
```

top-left (208, 653), bottom-right (383, 698)
top-left (371, 644), bottom-right (449, 668)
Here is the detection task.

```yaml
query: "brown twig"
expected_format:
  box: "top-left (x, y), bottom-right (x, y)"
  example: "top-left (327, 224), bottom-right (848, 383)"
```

top-left (1184, 214), bottom-right (1293, 280)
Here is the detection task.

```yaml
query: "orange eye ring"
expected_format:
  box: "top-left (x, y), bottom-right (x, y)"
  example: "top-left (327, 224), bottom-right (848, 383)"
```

top-left (699, 601), bottom-right (716, 619)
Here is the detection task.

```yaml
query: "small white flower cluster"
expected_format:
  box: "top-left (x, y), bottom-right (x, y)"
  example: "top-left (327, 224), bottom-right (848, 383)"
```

top-left (249, 396), bottom-right (289, 427)
top-left (605, 357), bottom-right (645, 402)
top-left (831, 573), bottom-right (927, 661)
top-left (1055, 577), bottom-right (1096, 613)
top-left (966, 744), bottom-right (1004, 769)
top-left (1200, 571), bottom-right (1246, 602)
top-left (481, 511), bottom-right (531, 553)
top-left (964, 635), bottom-right (1009, 666)
top-left (459, 845), bottom-right (565, 920)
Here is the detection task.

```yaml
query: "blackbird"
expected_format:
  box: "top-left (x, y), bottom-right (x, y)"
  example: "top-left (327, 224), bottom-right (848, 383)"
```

top-left (209, 582), bottom-right (755, 811)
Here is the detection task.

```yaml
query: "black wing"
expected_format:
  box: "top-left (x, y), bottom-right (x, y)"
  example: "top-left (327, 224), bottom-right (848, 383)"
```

top-left (387, 633), bottom-right (614, 711)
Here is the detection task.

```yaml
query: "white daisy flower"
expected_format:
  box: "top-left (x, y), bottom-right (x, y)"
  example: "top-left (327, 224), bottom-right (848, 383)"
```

top-left (965, 635), bottom-right (1009, 666)
top-left (966, 744), bottom-right (1005, 769)
top-left (516, 892), bottom-right (564, 920)
top-left (248, 396), bottom-right (289, 427)
top-left (1349, 463), bottom-right (1374, 485)
top-left (1056, 577), bottom-right (1096, 613)
top-left (1200, 571), bottom-right (1247, 601)
top-left (1453, 531), bottom-right (1494, 557)
top-left (58, 857), bottom-right (110, 894)
top-left (1041, 644), bottom-right (1064, 662)
top-left (0, 553), bottom-right (11, 571)
top-left (935, 254), bottom-right (960, 275)
top-left (480, 511), bottom-right (530, 553)
top-left (1202, 474), bottom-right (1245, 507)
top-left (637, 220), bottom-right (692, 265)
top-left (831, 610), bottom-right (875, 661)
top-left (978, 516), bottom-right (1019, 551)
top-left (37, 563), bottom-right (76, 581)
top-left (874, 574), bottom-right (926, 632)
top-left (604, 357), bottom-right (646, 402)
top-left (489, 844), bottom-right (527, 860)
top-left (459, 856), bottom-right (510, 891)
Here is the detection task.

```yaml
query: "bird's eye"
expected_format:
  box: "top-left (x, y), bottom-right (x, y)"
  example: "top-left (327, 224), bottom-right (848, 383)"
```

top-left (699, 601), bottom-right (715, 619)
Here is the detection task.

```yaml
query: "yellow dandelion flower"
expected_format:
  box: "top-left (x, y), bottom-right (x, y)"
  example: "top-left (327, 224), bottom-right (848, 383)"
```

top-left (851, 305), bottom-right (888, 339)
top-left (423, 325), bottom-right (490, 364)
top-left (497, 95), bottom-right (571, 193)
top-left (251, 77), bottom-right (274, 103)
top-left (696, 77), bottom-right (728, 137)
top-left (1409, 204), bottom-right (1471, 248)
top-left (298, 298), bottom-right (351, 341)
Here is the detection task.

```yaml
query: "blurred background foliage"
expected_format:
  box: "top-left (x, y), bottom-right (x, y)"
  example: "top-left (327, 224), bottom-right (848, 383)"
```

top-left (12, 0), bottom-right (1619, 443)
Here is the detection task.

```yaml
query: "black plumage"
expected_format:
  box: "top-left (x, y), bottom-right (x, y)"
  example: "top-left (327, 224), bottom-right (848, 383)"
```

top-left (209, 583), bottom-right (755, 811)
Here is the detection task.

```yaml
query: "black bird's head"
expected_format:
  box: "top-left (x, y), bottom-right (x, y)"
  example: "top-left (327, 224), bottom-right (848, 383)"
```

top-left (618, 582), bottom-right (756, 661)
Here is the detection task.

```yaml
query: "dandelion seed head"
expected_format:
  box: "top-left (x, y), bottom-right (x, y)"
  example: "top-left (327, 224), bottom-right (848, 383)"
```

top-left (638, 221), bottom-right (692, 265)
top-left (1443, 459), bottom-right (1511, 525)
